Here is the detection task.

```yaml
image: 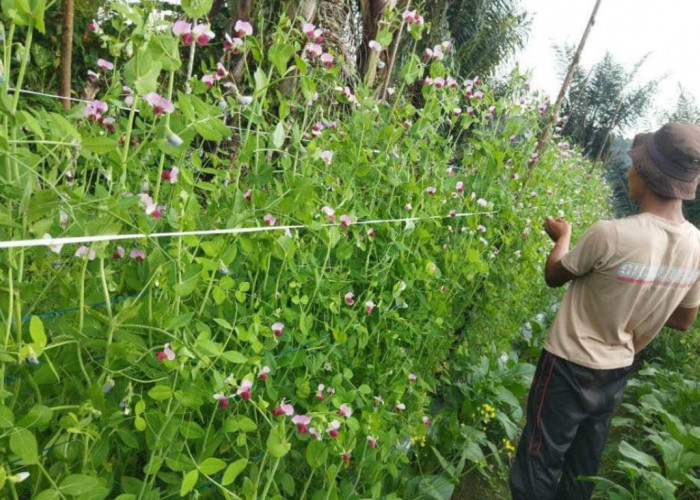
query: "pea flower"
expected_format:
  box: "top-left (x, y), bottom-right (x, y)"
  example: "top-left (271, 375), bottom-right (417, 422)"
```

top-left (259, 366), bottom-right (270, 381)
top-left (326, 386), bottom-right (336, 396)
top-left (224, 33), bottom-right (244, 53)
top-left (442, 41), bottom-right (452, 53)
top-left (539, 102), bottom-right (548, 115)
top-left (345, 292), bottom-right (355, 306)
top-left (87, 70), bottom-right (98, 82)
top-left (238, 96), bottom-right (253, 106)
top-left (42, 234), bottom-right (63, 254)
top-left (309, 427), bottom-right (322, 441)
top-left (368, 40), bottom-right (382, 52)
top-left (302, 23), bottom-right (316, 38)
top-left (75, 245), bottom-right (96, 260)
top-left (467, 107), bottom-right (475, 117)
top-left (477, 225), bottom-right (486, 233)
top-left (423, 48), bottom-right (433, 60)
top-left (273, 398), bottom-right (294, 416)
top-left (342, 450), bottom-right (351, 463)
top-left (234, 20), bottom-right (253, 38)
top-left (365, 300), bottom-right (375, 315)
top-left (473, 90), bottom-right (484, 100)
top-left (367, 436), bottom-right (378, 449)
top-left (432, 45), bottom-right (444, 61)
top-left (321, 206), bottom-right (335, 221)
top-left (402, 10), bottom-right (417, 23)
top-left (320, 150), bottom-right (333, 165)
top-left (477, 198), bottom-right (488, 207)
top-left (292, 415), bottom-right (311, 434)
top-left (327, 419), bottom-right (341, 438)
top-left (263, 213), bottom-right (277, 226)
top-left (270, 322), bottom-right (285, 338)
top-left (339, 215), bottom-right (351, 228)
top-left (316, 383), bottom-right (325, 400)
top-left (130, 249), bottom-right (146, 261)
top-left (202, 74), bottom-right (216, 88)
top-left (161, 167), bottom-right (179, 183)
top-left (367, 228), bottom-right (376, 238)
top-left (409, 373), bottom-right (417, 383)
top-left (423, 77), bottom-right (434, 87)
top-left (423, 416), bottom-right (431, 427)
top-left (374, 396), bottom-right (384, 407)
top-left (102, 377), bottom-right (115, 393)
top-left (404, 203), bottom-right (412, 211)
top-left (434, 77), bottom-right (445, 88)
top-left (145, 92), bottom-right (174, 115)
top-left (426, 186), bottom-right (436, 195)
top-left (337, 403), bottom-right (353, 418)
top-left (192, 24), bottom-right (215, 46)
top-left (320, 53), bottom-right (334, 68)
top-left (87, 19), bottom-right (99, 32)
top-left (237, 379), bottom-right (252, 400)
top-left (26, 347), bottom-right (39, 365)
top-left (113, 246), bottom-right (125, 259)
top-left (213, 393), bottom-right (230, 409)
top-left (9, 472), bottom-right (30, 483)
top-left (97, 58), bottom-right (113, 71)
top-left (83, 100), bottom-right (108, 121)
top-left (244, 189), bottom-right (252, 201)
top-left (172, 20), bottom-right (193, 44)
top-left (395, 402), bottom-right (406, 412)
top-left (156, 343), bottom-right (176, 362)
top-left (454, 107), bottom-right (462, 117)
top-left (449, 209), bottom-right (457, 217)
top-left (307, 43), bottom-right (322, 58)
top-left (489, 105), bottom-right (497, 115)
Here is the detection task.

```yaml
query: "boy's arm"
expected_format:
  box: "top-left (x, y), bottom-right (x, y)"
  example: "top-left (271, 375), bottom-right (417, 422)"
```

top-left (543, 217), bottom-right (579, 288)
top-left (664, 305), bottom-right (699, 332)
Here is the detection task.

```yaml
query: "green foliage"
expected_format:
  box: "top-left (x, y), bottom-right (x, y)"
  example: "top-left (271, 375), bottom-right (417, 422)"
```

top-left (0, 3), bottom-right (609, 499)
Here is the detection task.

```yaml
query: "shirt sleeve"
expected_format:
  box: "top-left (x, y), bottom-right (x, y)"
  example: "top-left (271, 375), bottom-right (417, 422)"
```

top-left (560, 220), bottom-right (617, 276)
top-left (680, 277), bottom-right (700, 308)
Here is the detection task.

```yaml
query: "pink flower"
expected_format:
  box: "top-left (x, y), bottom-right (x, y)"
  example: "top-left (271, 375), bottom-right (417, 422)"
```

top-left (409, 373), bottom-right (417, 383)
top-left (97, 58), bottom-right (113, 71)
top-left (449, 209), bottom-right (457, 217)
top-left (426, 186), bottom-right (436, 195)
top-left (302, 23), bottom-right (316, 38)
top-left (405, 203), bottom-right (412, 212)
top-left (161, 167), bottom-right (179, 183)
top-left (263, 213), bottom-right (277, 226)
top-left (467, 107), bottom-right (475, 117)
top-left (423, 48), bottom-right (433, 60)
top-left (259, 366), bottom-right (270, 381)
top-left (477, 225), bottom-right (486, 233)
top-left (434, 77), bottom-right (445, 88)
top-left (237, 379), bottom-right (252, 400)
top-left (474, 76), bottom-right (481, 85)
top-left (395, 402), bottom-right (406, 412)
top-left (193, 24), bottom-right (215, 46)
top-left (144, 92), bottom-right (174, 115)
top-left (309, 427), bottom-right (322, 441)
top-left (489, 105), bottom-right (497, 115)
top-left (374, 396), bottom-right (384, 407)
top-left (327, 419), bottom-right (340, 438)
top-left (339, 215), bottom-right (351, 228)
top-left (321, 53), bottom-right (335, 68)
top-left (307, 43), bottom-right (322, 58)
top-left (316, 383), bottom-right (325, 400)
top-left (368, 40), bottom-right (382, 52)
top-left (320, 150), bottom-right (333, 165)
top-left (477, 198), bottom-right (488, 207)
top-left (224, 34), bottom-right (244, 53)
top-left (432, 45), bottom-right (444, 61)
top-left (337, 403), bottom-right (353, 418)
top-left (446, 76), bottom-right (457, 88)
top-left (423, 416), bottom-right (430, 427)
top-left (113, 246), bottom-right (125, 259)
top-left (402, 10), bottom-right (416, 23)
top-left (423, 77), bottom-right (434, 87)
top-left (75, 245), bottom-right (95, 260)
top-left (344, 292), bottom-right (355, 306)
top-left (213, 393), bottom-right (229, 409)
top-left (156, 342), bottom-right (176, 362)
top-left (367, 228), bottom-right (376, 238)
top-left (273, 398), bottom-right (294, 417)
top-left (271, 322), bottom-right (285, 338)
top-left (234, 20), bottom-right (253, 38)
top-left (83, 99), bottom-right (108, 121)
top-left (130, 249), bottom-right (146, 261)
top-left (202, 74), bottom-right (216, 88)
top-left (414, 14), bottom-right (425, 26)
top-left (321, 206), bottom-right (335, 221)
top-left (454, 108), bottom-right (462, 117)
top-left (367, 435), bottom-right (378, 449)
top-left (215, 63), bottom-right (228, 79)
top-left (151, 208), bottom-right (163, 219)
top-left (244, 189), bottom-right (252, 201)
top-left (441, 41), bottom-right (452, 53)
top-left (87, 69), bottom-right (98, 83)
top-left (473, 90), bottom-right (484, 100)
top-left (342, 450), bottom-right (351, 463)
top-left (87, 19), bottom-right (99, 32)
top-left (172, 20), bottom-right (193, 44)
top-left (365, 300), bottom-right (375, 315)
top-left (539, 102), bottom-right (548, 115)
top-left (326, 387), bottom-right (336, 396)
top-left (102, 117), bottom-right (115, 133)
top-left (292, 415), bottom-right (311, 434)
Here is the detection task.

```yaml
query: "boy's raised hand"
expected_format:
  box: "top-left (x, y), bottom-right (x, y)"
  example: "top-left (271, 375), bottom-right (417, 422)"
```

top-left (544, 216), bottom-right (572, 243)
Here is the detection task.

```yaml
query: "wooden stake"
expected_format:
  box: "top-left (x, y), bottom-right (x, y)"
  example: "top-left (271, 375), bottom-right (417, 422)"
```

top-left (59, 0), bottom-right (74, 110)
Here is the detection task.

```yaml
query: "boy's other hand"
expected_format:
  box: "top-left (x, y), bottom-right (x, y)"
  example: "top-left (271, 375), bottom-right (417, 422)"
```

top-left (544, 216), bottom-right (571, 243)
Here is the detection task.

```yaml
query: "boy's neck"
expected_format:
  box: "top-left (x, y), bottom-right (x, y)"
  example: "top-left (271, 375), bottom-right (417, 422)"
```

top-left (639, 194), bottom-right (686, 224)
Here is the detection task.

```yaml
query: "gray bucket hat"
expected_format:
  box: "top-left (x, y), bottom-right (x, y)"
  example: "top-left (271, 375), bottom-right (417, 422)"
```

top-left (627, 122), bottom-right (700, 200)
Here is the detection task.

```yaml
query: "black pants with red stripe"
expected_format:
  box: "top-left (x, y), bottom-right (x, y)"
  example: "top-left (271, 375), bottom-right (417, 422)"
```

top-left (509, 348), bottom-right (633, 500)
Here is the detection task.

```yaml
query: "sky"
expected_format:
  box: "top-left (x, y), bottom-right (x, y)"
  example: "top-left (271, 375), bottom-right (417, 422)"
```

top-left (514, 0), bottom-right (700, 136)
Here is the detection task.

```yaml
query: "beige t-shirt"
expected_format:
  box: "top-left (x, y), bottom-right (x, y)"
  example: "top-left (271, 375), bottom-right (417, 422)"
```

top-left (545, 213), bottom-right (700, 369)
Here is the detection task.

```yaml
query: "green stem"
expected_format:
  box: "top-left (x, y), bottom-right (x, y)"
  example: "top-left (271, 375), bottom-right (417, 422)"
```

top-left (260, 457), bottom-right (280, 499)
top-left (153, 69), bottom-right (175, 203)
top-left (11, 25), bottom-right (33, 113)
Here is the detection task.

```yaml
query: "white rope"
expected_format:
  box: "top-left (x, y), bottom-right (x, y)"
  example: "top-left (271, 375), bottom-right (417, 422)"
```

top-left (8, 88), bottom-right (137, 113)
top-left (0, 212), bottom-right (494, 250)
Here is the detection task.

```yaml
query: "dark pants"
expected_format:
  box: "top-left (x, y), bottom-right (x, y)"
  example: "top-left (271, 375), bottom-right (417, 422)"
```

top-left (509, 348), bottom-right (633, 500)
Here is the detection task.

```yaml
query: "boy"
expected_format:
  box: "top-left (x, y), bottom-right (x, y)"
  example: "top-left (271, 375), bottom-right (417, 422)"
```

top-left (509, 122), bottom-right (700, 499)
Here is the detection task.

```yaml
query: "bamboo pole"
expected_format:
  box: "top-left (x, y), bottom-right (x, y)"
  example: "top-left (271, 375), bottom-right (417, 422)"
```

top-left (59, 0), bottom-right (74, 110)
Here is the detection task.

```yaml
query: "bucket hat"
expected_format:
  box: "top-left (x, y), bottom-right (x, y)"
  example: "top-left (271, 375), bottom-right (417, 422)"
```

top-left (627, 122), bottom-right (700, 200)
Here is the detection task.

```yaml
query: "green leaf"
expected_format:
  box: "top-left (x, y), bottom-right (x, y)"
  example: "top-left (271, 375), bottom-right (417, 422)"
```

top-left (0, 405), bottom-right (14, 428)
top-left (180, 469), bottom-right (198, 497)
top-left (34, 490), bottom-right (59, 500)
top-left (266, 428), bottom-right (291, 458)
top-left (198, 457), bottom-right (226, 475)
top-left (268, 43), bottom-right (295, 77)
top-left (10, 428), bottom-right (38, 464)
top-left (221, 458), bottom-right (247, 486)
top-left (619, 441), bottom-right (660, 470)
top-left (148, 385), bottom-right (172, 401)
top-left (221, 351), bottom-right (247, 364)
top-left (272, 121), bottom-right (285, 149)
top-left (181, 0), bottom-right (212, 18)
top-left (134, 61), bottom-right (162, 95)
top-left (81, 137), bottom-right (119, 154)
top-left (254, 67), bottom-right (268, 94)
top-left (59, 474), bottom-right (100, 495)
top-left (29, 315), bottom-right (47, 348)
